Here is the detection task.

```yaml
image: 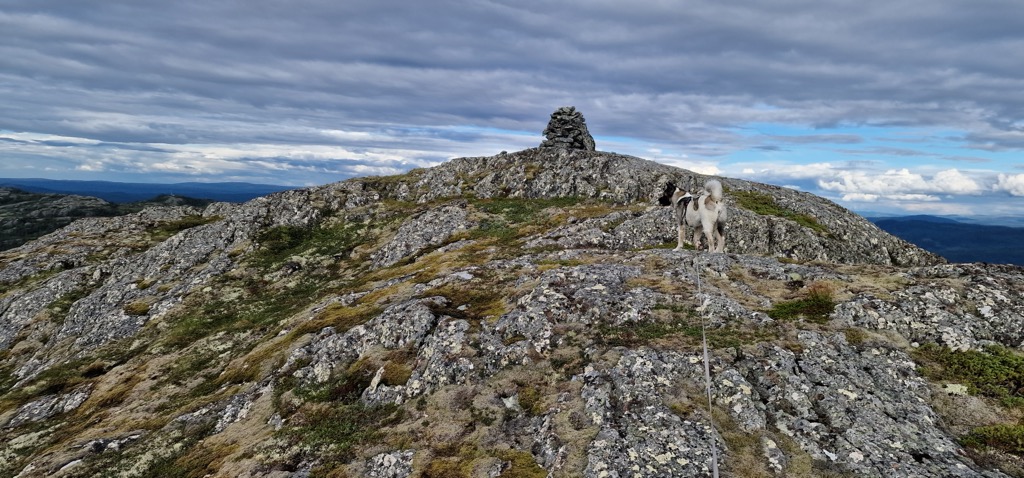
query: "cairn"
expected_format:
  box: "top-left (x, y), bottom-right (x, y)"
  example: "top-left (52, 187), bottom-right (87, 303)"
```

top-left (540, 106), bottom-right (596, 151)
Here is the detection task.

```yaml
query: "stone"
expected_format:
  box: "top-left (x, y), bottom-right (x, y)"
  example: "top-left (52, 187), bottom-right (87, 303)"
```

top-left (540, 106), bottom-right (596, 151)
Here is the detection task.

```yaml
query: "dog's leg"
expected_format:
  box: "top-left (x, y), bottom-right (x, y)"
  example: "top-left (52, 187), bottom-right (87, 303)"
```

top-left (701, 221), bottom-right (716, 252)
top-left (675, 223), bottom-right (686, 251)
top-left (715, 220), bottom-right (726, 253)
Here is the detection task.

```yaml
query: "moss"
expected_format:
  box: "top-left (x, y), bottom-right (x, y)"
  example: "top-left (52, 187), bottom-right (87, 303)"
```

top-left (914, 343), bottom-right (1024, 408)
top-left (517, 386), bottom-right (545, 416)
top-left (148, 215), bottom-right (221, 241)
top-left (597, 321), bottom-right (694, 347)
top-left (280, 402), bottom-right (402, 464)
top-left (123, 300), bottom-right (152, 316)
top-left (962, 424), bottom-right (1024, 455)
top-left (301, 302), bottom-right (380, 336)
top-left (599, 303), bottom-right (778, 350)
top-left (1, 339), bottom-right (136, 409)
top-left (421, 282), bottom-right (508, 323)
top-left (423, 459), bottom-right (471, 478)
top-left (164, 275), bottom-right (334, 349)
top-left (252, 219), bottom-right (368, 270)
top-left (0, 268), bottom-right (59, 297)
top-left (46, 284), bottom-right (96, 315)
top-left (495, 449), bottom-right (547, 478)
top-left (381, 362), bottom-right (413, 387)
top-left (293, 361), bottom-right (377, 404)
top-left (471, 196), bottom-right (583, 224)
top-left (843, 327), bottom-right (870, 346)
top-left (130, 423), bottom-right (219, 478)
top-left (731, 189), bottom-right (829, 235)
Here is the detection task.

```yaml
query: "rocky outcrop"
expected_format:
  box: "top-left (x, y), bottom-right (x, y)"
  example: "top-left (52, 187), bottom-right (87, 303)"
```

top-left (411, 148), bottom-right (941, 267)
top-left (370, 203), bottom-right (473, 268)
top-left (2, 139), bottom-right (1022, 477)
top-left (541, 106), bottom-right (596, 151)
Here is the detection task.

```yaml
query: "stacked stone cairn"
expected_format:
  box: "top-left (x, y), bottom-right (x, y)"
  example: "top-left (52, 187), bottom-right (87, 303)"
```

top-left (540, 106), bottom-right (596, 151)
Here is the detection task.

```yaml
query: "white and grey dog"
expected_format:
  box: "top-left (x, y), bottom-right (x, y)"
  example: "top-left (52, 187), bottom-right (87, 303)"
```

top-left (668, 178), bottom-right (728, 252)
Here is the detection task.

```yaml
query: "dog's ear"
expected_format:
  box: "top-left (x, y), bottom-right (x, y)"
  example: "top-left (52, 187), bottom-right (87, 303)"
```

top-left (658, 182), bottom-right (676, 206)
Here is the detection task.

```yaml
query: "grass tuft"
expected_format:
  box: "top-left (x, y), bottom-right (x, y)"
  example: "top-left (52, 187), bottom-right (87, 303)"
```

top-left (767, 282), bottom-right (836, 323)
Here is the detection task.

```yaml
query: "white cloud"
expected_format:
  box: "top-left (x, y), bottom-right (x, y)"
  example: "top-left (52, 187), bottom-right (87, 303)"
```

top-left (840, 193), bottom-right (879, 202)
top-left (932, 169), bottom-right (982, 194)
top-left (996, 173), bottom-right (1024, 196)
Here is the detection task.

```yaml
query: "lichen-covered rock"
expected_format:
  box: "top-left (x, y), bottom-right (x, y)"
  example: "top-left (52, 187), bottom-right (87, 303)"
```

top-left (370, 203), bottom-right (473, 268)
top-left (727, 331), bottom-right (1006, 477)
top-left (364, 450), bottom-right (415, 478)
top-left (1, 385), bottom-right (92, 429)
top-left (833, 263), bottom-right (1024, 350)
top-left (288, 297), bottom-right (446, 385)
top-left (582, 349), bottom-right (722, 477)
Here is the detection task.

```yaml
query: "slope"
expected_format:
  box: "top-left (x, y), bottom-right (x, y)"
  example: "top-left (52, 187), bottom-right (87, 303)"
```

top-left (0, 146), bottom-right (1022, 477)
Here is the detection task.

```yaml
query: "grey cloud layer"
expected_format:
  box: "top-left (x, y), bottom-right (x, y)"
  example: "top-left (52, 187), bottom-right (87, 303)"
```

top-left (1, 0), bottom-right (1023, 197)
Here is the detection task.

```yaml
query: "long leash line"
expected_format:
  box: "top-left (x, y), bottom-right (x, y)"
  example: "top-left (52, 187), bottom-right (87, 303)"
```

top-left (693, 257), bottom-right (720, 478)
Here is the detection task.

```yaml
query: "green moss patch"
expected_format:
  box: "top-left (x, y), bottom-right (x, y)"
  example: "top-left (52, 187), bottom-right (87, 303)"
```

top-left (914, 344), bottom-right (1024, 408)
top-left (730, 189), bottom-right (829, 235)
top-left (962, 424), bottom-right (1024, 455)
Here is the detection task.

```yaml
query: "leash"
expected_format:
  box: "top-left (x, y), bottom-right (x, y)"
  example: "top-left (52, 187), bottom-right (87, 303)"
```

top-left (693, 257), bottom-right (720, 478)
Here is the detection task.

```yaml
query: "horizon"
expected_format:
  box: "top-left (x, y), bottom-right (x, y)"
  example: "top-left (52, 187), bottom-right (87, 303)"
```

top-left (2, 1), bottom-right (1022, 218)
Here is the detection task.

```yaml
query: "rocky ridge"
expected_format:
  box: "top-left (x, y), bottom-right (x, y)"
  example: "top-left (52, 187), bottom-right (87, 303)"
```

top-left (1, 138), bottom-right (1023, 477)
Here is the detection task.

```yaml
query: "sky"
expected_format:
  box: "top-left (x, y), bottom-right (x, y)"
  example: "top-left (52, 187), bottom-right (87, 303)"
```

top-left (2, 0), bottom-right (1023, 218)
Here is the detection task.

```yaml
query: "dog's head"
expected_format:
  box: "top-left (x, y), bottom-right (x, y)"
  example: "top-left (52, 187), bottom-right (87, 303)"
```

top-left (657, 182), bottom-right (677, 206)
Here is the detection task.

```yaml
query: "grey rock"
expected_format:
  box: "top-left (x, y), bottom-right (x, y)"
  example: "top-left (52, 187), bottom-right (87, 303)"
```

top-left (365, 450), bottom-right (414, 478)
top-left (541, 106), bottom-right (596, 151)
top-left (3, 385), bottom-right (92, 429)
top-left (729, 331), bottom-right (1004, 477)
top-left (582, 349), bottom-right (722, 477)
top-left (370, 203), bottom-right (473, 268)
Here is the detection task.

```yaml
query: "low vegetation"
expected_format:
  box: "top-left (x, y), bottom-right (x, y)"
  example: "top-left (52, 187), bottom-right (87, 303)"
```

top-left (767, 282), bottom-right (836, 323)
top-left (914, 344), bottom-right (1024, 408)
top-left (730, 189), bottom-right (829, 235)
top-left (147, 214), bottom-right (221, 241)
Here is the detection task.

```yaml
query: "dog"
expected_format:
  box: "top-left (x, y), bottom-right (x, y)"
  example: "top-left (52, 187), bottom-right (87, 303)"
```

top-left (669, 180), bottom-right (704, 250)
top-left (697, 179), bottom-right (727, 253)
top-left (664, 178), bottom-right (727, 252)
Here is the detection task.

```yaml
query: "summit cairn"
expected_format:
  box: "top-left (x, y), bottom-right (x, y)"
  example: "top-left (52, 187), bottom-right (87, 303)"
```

top-left (540, 106), bottom-right (596, 151)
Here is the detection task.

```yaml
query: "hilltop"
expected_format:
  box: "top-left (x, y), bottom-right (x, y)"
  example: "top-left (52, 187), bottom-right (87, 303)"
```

top-left (1, 110), bottom-right (1022, 477)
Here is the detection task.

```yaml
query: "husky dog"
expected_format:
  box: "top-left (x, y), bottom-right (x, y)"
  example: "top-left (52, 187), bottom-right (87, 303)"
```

top-left (668, 178), bottom-right (727, 252)
top-left (698, 179), bottom-right (727, 253)
top-left (670, 181), bottom-right (704, 250)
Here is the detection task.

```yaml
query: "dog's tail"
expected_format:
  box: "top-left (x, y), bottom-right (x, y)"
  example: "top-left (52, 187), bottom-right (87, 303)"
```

top-left (704, 179), bottom-right (723, 202)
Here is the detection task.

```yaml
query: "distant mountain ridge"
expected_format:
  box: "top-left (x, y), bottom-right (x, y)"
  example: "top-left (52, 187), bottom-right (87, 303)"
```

top-left (0, 187), bottom-right (218, 251)
top-left (0, 178), bottom-right (291, 203)
top-left (870, 215), bottom-right (1024, 266)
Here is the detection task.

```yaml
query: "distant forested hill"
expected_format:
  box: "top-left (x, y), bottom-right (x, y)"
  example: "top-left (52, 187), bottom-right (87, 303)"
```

top-left (870, 215), bottom-right (1024, 266)
top-left (0, 187), bottom-right (215, 251)
top-left (0, 178), bottom-right (290, 203)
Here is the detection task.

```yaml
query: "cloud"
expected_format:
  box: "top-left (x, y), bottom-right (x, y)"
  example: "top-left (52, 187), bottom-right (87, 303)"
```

top-left (932, 169), bottom-right (982, 194)
top-left (0, 0), bottom-right (1022, 221)
top-left (996, 173), bottom-right (1024, 196)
